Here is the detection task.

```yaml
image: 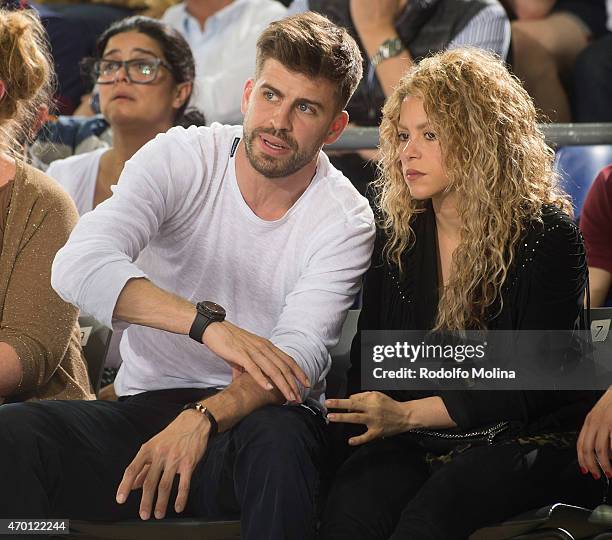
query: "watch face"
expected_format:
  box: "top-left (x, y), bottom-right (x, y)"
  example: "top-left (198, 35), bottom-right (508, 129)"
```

top-left (201, 301), bottom-right (226, 318)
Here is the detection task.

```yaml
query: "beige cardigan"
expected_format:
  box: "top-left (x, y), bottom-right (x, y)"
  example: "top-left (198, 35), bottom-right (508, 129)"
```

top-left (0, 162), bottom-right (93, 402)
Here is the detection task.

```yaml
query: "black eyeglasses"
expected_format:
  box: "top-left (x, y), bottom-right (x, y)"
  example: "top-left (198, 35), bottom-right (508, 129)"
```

top-left (93, 58), bottom-right (172, 85)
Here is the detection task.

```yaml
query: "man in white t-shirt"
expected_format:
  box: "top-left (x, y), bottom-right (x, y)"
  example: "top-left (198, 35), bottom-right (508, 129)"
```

top-left (0, 13), bottom-right (373, 539)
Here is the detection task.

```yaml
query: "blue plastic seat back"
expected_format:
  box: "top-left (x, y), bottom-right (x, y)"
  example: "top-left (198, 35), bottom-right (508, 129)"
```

top-left (554, 145), bottom-right (612, 218)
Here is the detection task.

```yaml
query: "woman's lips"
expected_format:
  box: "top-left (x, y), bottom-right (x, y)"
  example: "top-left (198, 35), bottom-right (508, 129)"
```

top-left (404, 169), bottom-right (425, 181)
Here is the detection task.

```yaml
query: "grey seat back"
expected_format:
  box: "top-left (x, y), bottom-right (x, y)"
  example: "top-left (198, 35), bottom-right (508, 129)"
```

top-left (78, 315), bottom-right (112, 396)
top-left (327, 309), bottom-right (360, 399)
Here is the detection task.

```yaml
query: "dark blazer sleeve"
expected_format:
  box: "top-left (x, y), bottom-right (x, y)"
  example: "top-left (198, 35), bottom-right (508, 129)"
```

top-left (440, 210), bottom-right (597, 430)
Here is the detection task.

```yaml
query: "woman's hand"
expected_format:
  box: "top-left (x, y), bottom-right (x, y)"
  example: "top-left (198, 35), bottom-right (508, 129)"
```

top-left (577, 388), bottom-right (612, 479)
top-left (326, 391), bottom-right (413, 445)
top-left (326, 393), bottom-right (457, 446)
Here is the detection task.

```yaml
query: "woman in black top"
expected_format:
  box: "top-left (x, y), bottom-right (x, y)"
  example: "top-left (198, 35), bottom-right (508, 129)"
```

top-left (320, 48), bottom-right (599, 540)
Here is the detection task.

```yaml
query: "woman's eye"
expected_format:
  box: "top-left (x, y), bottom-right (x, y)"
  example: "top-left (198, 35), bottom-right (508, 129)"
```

top-left (424, 131), bottom-right (437, 141)
top-left (136, 62), bottom-right (154, 75)
top-left (398, 132), bottom-right (409, 142)
top-left (101, 61), bottom-right (120, 74)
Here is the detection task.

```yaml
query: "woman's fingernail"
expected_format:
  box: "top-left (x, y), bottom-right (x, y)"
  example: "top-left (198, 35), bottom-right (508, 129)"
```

top-left (593, 473), bottom-right (601, 480)
top-left (327, 414), bottom-right (335, 420)
top-left (580, 467), bottom-right (588, 475)
top-left (116, 492), bottom-right (126, 504)
top-left (606, 471), bottom-right (612, 479)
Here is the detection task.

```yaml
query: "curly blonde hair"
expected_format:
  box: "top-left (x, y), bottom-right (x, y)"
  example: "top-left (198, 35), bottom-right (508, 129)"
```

top-left (0, 8), bottom-right (54, 160)
top-left (374, 47), bottom-right (571, 331)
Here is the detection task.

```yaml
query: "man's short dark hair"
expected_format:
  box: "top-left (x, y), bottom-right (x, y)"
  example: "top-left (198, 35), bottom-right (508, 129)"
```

top-left (255, 12), bottom-right (363, 111)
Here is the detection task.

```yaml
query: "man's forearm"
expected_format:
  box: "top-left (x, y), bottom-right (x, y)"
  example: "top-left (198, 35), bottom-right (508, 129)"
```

top-left (510, 0), bottom-right (555, 19)
top-left (358, 26), bottom-right (414, 97)
top-left (588, 267), bottom-right (612, 308)
top-left (113, 277), bottom-right (196, 335)
top-left (198, 373), bottom-right (285, 432)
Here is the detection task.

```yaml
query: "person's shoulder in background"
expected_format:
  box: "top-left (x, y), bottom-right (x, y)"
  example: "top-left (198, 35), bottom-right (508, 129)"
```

top-left (29, 114), bottom-right (111, 172)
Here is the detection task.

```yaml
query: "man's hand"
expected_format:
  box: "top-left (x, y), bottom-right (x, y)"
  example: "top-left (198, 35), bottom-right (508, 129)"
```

top-left (326, 391), bottom-right (414, 445)
top-left (203, 321), bottom-right (310, 403)
top-left (116, 410), bottom-right (211, 519)
top-left (577, 388), bottom-right (612, 480)
top-left (112, 278), bottom-right (310, 402)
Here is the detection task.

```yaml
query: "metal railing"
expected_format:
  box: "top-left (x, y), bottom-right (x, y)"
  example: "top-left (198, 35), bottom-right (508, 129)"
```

top-left (327, 123), bottom-right (612, 150)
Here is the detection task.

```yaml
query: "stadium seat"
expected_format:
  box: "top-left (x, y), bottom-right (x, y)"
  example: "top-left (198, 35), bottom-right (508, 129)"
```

top-left (590, 307), bottom-right (612, 387)
top-left (554, 145), bottom-right (612, 218)
top-left (326, 309), bottom-right (360, 399)
top-left (470, 503), bottom-right (608, 539)
top-left (79, 315), bottom-right (112, 397)
top-left (69, 518), bottom-right (240, 539)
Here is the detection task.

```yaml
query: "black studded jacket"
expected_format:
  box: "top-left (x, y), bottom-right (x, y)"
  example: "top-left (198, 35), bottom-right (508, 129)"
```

top-left (347, 202), bottom-right (599, 433)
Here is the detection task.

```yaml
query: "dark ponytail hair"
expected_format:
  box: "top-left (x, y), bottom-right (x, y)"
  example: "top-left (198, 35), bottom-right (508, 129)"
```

top-left (95, 16), bottom-right (205, 127)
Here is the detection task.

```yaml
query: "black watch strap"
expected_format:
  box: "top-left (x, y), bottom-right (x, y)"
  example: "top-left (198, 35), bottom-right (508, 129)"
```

top-left (181, 402), bottom-right (218, 437)
top-left (189, 310), bottom-right (210, 343)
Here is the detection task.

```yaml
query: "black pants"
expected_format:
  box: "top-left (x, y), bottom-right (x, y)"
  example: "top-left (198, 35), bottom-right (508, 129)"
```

top-left (573, 34), bottom-right (612, 122)
top-left (0, 388), bottom-right (329, 540)
top-left (319, 434), bottom-right (601, 540)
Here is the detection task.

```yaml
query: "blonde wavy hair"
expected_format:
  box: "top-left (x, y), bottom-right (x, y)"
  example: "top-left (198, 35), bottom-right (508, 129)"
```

top-left (374, 47), bottom-right (571, 331)
top-left (0, 8), bottom-right (54, 160)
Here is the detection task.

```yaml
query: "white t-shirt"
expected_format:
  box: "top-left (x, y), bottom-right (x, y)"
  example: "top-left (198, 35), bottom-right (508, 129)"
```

top-left (46, 148), bottom-right (106, 216)
top-left (52, 124), bottom-right (375, 407)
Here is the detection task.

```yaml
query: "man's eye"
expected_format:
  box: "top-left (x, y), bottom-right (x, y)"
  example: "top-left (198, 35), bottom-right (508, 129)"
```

top-left (298, 103), bottom-right (313, 113)
top-left (263, 91), bottom-right (275, 100)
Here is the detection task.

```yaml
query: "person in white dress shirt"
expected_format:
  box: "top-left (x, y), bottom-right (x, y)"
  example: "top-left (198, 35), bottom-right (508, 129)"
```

top-left (162, 0), bottom-right (287, 125)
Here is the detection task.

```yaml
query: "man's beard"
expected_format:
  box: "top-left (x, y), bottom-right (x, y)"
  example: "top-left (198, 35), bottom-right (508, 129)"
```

top-left (243, 127), bottom-right (319, 179)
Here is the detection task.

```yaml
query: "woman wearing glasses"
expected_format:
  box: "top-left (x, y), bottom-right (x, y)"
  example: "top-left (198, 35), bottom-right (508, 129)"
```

top-left (47, 16), bottom-right (205, 216)
top-left (320, 48), bottom-right (600, 539)
top-left (0, 7), bottom-right (92, 403)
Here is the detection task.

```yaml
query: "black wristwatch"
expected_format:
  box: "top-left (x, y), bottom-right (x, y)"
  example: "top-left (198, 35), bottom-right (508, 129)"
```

top-left (181, 402), bottom-right (218, 437)
top-left (189, 301), bottom-right (226, 343)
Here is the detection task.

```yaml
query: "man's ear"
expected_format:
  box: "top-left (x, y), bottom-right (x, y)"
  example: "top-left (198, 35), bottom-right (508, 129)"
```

top-left (240, 79), bottom-right (255, 115)
top-left (323, 110), bottom-right (349, 145)
top-left (173, 81), bottom-right (192, 110)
